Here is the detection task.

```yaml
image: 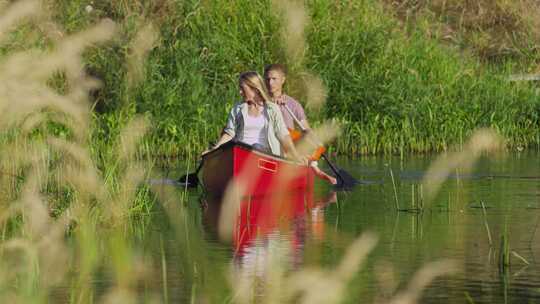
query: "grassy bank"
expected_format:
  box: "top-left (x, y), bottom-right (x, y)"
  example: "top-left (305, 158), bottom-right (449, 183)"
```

top-left (383, 0), bottom-right (540, 66)
top-left (36, 0), bottom-right (537, 157)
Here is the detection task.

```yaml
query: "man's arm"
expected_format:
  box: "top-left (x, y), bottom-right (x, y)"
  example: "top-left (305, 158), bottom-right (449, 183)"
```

top-left (290, 98), bottom-right (310, 130)
top-left (279, 134), bottom-right (306, 163)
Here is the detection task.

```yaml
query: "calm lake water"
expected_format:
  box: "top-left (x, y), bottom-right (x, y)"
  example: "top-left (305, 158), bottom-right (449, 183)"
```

top-left (152, 150), bottom-right (540, 303)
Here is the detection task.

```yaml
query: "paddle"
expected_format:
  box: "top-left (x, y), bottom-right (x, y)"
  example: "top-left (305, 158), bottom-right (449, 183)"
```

top-left (177, 160), bottom-right (203, 188)
top-left (282, 104), bottom-right (359, 189)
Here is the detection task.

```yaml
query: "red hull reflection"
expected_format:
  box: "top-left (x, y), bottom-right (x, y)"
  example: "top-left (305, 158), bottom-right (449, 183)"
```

top-left (234, 191), bottom-right (314, 256)
top-left (202, 190), bottom-right (337, 259)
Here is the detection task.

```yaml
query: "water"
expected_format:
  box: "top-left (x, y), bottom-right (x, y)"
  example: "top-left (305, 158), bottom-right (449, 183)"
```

top-left (157, 150), bottom-right (540, 303)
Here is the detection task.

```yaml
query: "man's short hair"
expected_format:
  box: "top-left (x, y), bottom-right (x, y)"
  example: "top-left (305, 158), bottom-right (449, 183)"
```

top-left (264, 64), bottom-right (287, 76)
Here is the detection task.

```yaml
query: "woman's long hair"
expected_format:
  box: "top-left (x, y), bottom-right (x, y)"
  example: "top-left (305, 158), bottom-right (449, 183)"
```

top-left (239, 71), bottom-right (272, 103)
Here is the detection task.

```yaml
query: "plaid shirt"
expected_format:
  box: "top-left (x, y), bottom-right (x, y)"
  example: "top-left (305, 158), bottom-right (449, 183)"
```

top-left (275, 94), bottom-right (307, 130)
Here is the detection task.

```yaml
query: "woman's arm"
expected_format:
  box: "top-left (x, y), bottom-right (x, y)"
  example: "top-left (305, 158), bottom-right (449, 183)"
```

top-left (214, 132), bottom-right (233, 148)
top-left (203, 106), bottom-right (237, 155)
top-left (202, 132), bottom-right (233, 155)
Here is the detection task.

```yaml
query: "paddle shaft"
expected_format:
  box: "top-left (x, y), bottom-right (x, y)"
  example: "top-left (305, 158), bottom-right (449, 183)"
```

top-left (178, 158), bottom-right (204, 187)
top-left (194, 159), bottom-right (203, 174)
top-left (282, 104), bottom-right (320, 144)
top-left (282, 104), bottom-right (344, 179)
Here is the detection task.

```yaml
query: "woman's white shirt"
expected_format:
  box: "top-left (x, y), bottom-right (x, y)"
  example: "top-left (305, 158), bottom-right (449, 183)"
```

top-left (222, 102), bottom-right (290, 156)
top-left (242, 113), bottom-right (269, 149)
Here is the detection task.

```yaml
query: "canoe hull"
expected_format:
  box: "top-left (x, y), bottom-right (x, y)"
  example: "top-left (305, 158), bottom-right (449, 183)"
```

top-left (201, 141), bottom-right (314, 198)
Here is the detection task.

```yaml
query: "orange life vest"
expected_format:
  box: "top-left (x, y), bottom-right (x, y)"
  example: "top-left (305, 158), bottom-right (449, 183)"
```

top-left (288, 128), bottom-right (326, 161)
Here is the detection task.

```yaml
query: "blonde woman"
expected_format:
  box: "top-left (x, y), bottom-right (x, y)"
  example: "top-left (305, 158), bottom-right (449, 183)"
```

top-left (206, 71), bottom-right (304, 162)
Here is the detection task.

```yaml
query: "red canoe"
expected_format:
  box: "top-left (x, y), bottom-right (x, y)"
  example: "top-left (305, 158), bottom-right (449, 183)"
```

top-left (201, 141), bottom-right (315, 198)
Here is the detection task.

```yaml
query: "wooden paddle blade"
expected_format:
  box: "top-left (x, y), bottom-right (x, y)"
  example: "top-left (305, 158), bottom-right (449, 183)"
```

top-left (177, 172), bottom-right (199, 188)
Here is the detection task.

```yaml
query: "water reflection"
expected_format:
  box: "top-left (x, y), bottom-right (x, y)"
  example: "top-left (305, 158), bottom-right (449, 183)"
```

top-left (190, 151), bottom-right (540, 303)
top-left (202, 190), bottom-right (337, 270)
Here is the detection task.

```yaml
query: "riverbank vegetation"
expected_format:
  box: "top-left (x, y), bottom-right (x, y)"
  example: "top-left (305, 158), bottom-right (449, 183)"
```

top-left (384, 0), bottom-right (540, 66)
top-left (0, 0), bottom-right (534, 302)
top-left (42, 0), bottom-right (540, 157)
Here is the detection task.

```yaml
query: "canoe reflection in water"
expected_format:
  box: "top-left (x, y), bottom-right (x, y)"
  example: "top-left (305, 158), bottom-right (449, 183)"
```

top-left (202, 189), bottom-right (337, 274)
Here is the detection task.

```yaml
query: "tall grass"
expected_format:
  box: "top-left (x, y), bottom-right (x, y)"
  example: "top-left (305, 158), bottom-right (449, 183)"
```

top-left (383, 0), bottom-right (540, 66)
top-left (40, 0), bottom-right (540, 158)
top-left (0, 1), bottom-right (167, 302)
top-left (306, 0), bottom-right (539, 154)
top-left (0, 0), bottom-right (536, 303)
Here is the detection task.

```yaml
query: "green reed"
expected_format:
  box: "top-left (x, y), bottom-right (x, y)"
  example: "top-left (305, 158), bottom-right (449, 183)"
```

top-left (480, 201), bottom-right (493, 247)
top-left (499, 221), bottom-right (510, 272)
top-left (386, 164), bottom-right (400, 211)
